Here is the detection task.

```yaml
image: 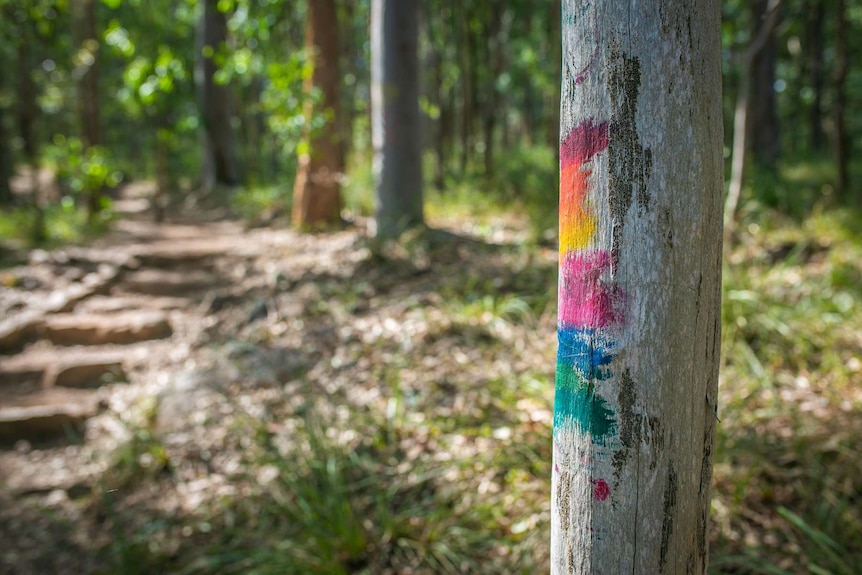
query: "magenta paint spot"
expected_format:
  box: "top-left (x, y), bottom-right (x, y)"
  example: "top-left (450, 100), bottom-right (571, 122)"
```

top-left (559, 251), bottom-right (625, 329)
top-left (592, 478), bottom-right (610, 501)
top-left (560, 119), bottom-right (609, 169)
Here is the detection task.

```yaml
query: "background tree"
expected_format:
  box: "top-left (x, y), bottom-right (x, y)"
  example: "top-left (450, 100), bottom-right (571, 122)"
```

top-left (291, 0), bottom-right (343, 228)
top-left (197, 0), bottom-right (239, 194)
top-left (371, 0), bottom-right (423, 239)
top-left (72, 0), bottom-right (104, 218)
top-left (553, 1), bottom-right (723, 571)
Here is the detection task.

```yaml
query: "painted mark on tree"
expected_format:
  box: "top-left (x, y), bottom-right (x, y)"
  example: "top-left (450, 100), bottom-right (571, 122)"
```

top-left (592, 478), bottom-right (611, 501)
top-left (559, 251), bottom-right (626, 328)
top-left (557, 328), bottom-right (615, 381)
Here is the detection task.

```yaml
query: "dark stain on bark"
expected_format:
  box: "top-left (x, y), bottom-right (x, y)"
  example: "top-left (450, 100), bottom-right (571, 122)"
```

top-left (659, 462), bottom-right (678, 572)
top-left (612, 368), bottom-right (639, 483)
top-left (608, 49), bottom-right (653, 265)
top-left (557, 467), bottom-right (576, 572)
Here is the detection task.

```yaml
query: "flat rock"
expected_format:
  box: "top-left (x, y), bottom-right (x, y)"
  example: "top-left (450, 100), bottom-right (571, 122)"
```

top-left (0, 388), bottom-right (99, 442)
top-left (117, 269), bottom-right (217, 296)
top-left (41, 311), bottom-right (172, 346)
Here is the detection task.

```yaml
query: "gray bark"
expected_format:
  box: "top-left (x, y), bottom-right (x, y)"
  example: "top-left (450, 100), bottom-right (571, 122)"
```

top-left (553, 2), bottom-right (723, 573)
top-left (371, 0), bottom-right (424, 238)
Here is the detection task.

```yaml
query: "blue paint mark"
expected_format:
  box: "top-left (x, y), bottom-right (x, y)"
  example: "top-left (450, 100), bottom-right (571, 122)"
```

top-left (557, 327), bottom-right (616, 380)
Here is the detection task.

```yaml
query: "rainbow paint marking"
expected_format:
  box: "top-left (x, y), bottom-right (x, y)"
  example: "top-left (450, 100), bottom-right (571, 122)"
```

top-left (555, 117), bottom-right (626, 465)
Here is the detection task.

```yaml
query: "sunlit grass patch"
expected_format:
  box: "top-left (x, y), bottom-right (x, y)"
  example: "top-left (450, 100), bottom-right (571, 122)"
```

top-left (712, 207), bottom-right (862, 573)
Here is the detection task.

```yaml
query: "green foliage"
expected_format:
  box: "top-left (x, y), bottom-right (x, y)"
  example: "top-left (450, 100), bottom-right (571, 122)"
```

top-left (46, 135), bottom-right (122, 202)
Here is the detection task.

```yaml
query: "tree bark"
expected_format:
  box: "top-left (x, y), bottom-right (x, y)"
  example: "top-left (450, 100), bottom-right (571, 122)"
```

top-left (292, 0), bottom-right (343, 228)
top-left (371, 0), bottom-right (424, 238)
top-left (197, 0), bottom-right (239, 194)
top-left (553, 2), bottom-right (723, 573)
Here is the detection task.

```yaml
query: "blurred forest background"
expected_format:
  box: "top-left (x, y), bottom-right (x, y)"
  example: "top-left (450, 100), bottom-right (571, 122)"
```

top-left (0, 0), bottom-right (861, 574)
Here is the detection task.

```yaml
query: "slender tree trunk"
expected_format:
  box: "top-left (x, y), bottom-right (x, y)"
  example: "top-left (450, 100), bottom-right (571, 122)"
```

top-left (724, 0), bottom-right (783, 246)
top-left (72, 0), bottom-right (104, 218)
top-left (747, 0), bottom-right (780, 170)
top-left (482, 3), bottom-right (503, 177)
top-left (807, 0), bottom-right (825, 152)
top-left (371, 0), bottom-right (424, 239)
top-left (197, 0), bottom-right (239, 194)
top-left (833, 0), bottom-right (849, 200)
top-left (292, 0), bottom-right (343, 228)
top-left (16, 25), bottom-right (44, 242)
top-left (456, 3), bottom-right (473, 175)
top-left (553, 2), bottom-right (723, 572)
top-left (0, 66), bottom-right (11, 204)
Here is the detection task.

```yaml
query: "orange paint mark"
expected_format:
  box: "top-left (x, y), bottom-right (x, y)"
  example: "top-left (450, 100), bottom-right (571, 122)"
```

top-left (559, 163), bottom-right (596, 252)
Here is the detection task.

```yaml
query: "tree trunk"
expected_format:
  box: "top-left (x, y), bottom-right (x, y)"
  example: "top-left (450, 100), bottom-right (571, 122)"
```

top-left (833, 0), bottom-right (849, 200)
top-left (807, 0), bottom-right (825, 153)
top-left (292, 0), bottom-right (343, 228)
top-left (72, 0), bottom-right (104, 218)
top-left (371, 0), bottom-right (424, 239)
top-left (197, 0), bottom-right (239, 194)
top-left (723, 0), bottom-right (782, 246)
top-left (747, 0), bottom-right (780, 170)
top-left (553, 2), bottom-right (723, 573)
top-left (16, 23), bottom-right (44, 242)
top-left (0, 66), bottom-right (11, 204)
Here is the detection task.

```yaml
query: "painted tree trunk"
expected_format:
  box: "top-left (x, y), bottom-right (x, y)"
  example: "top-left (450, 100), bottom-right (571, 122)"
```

top-left (197, 0), bottom-right (239, 194)
top-left (292, 0), bottom-right (343, 228)
top-left (371, 0), bottom-right (423, 238)
top-left (553, 2), bottom-right (723, 573)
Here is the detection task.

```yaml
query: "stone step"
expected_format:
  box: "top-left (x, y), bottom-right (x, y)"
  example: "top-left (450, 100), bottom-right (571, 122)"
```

top-left (0, 346), bottom-right (144, 392)
top-left (0, 312), bottom-right (45, 355)
top-left (41, 311), bottom-right (172, 346)
top-left (116, 269), bottom-right (217, 297)
top-left (0, 266), bottom-right (122, 354)
top-left (75, 294), bottom-right (191, 314)
top-left (0, 388), bottom-right (100, 443)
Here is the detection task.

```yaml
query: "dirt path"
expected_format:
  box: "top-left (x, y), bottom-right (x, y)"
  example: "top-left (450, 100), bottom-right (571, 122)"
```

top-left (0, 186), bottom-right (356, 493)
top-left (0, 185), bottom-right (557, 573)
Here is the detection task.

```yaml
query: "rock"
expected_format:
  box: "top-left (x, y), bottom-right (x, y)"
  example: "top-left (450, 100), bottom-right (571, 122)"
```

top-left (155, 369), bottom-right (229, 436)
top-left (41, 311), bottom-right (172, 346)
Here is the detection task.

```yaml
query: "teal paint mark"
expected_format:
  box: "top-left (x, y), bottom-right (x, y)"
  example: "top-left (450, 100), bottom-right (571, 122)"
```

top-left (554, 364), bottom-right (618, 444)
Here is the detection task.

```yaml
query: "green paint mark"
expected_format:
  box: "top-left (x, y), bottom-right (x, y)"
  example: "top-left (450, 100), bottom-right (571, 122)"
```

top-left (554, 361), bottom-right (618, 443)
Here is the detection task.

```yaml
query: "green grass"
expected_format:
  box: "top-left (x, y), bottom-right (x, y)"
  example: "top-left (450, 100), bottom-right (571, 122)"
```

top-left (712, 207), bottom-right (862, 573)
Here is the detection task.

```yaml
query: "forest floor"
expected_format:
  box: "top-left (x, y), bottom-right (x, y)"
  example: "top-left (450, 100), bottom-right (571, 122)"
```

top-left (0, 183), bottom-right (861, 574)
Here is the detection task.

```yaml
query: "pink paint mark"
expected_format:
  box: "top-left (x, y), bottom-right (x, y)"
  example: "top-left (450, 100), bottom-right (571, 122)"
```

top-left (560, 119), bottom-right (609, 169)
top-left (559, 251), bottom-right (625, 329)
top-left (592, 478), bottom-right (610, 501)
